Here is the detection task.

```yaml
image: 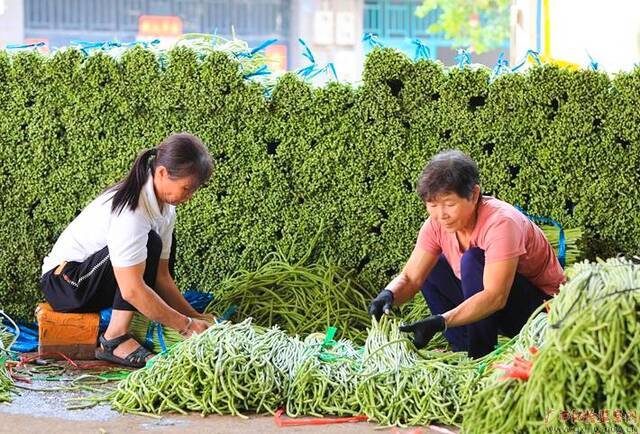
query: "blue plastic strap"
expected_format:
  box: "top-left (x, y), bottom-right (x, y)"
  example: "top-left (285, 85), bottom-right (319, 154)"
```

top-left (307, 63), bottom-right (338, 81)
top-left (512, 49), bottom-right (542, 72)
top-left (411, 39), bottom-right (431, 61)
top-left (587, 52), bottom-right (599, 71)
top-left (217, 305), bottom-right (238, 323)
top-left (297, 64), bottom-right (316, 78)
top-left (298, 38), bottom-right (315, 64)
top-left (145, 322), bottom-right (156, 350)
top-left (243, 64), bottom-right (271, 79)
top-left (156, 324), bottom-right (167, 352)
top-left (251, 38), bottom-right (278, 55)
top-left (455, 48), bottom-right (471, 69)
top-left (6, 42), bottom-right (45, 50)
top-left (515, 206), bottom-right (566, 267)
top-left (362, 33), bottom-right (383, 49)
top-left (492, 52), bottom-right (510, 79)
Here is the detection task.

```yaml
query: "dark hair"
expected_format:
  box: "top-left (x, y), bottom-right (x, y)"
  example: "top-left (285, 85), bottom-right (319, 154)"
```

top-left (109, 132), bottom-right (213, 214)
top-left (416, 150), bottom-right (480, 202)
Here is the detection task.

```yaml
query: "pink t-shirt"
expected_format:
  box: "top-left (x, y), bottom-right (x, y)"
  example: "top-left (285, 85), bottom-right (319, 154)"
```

top-left (417, 196), bottom-right (564, 296)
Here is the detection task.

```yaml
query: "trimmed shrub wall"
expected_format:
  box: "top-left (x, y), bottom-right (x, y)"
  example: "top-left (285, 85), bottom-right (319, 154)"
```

top-left (1, 47), bottom-right (639, 319)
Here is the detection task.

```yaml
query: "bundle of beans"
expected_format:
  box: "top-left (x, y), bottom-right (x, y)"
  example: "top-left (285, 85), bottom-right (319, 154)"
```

top-left (285, 333), bottom-right (361, 417)
top-left (128, 313), bottom-right (183, 354)
top-left (205, 251), bottom-right (377, 343)
top-left (462, 311), bottom-right (549, 434)
top-left (356, 317), bottom-right (478, 427)
top-left (464, 258), bottom-right (640, 433)
top-left (110, 319), bottom-right (303, 417)
top-left (541, 225), bottom-right (584, 266)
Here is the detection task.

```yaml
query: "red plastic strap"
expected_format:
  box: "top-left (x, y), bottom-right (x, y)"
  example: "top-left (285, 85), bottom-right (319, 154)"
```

top-left (495, 347), bottom-right (538, 381)
top-left (19, 352), bottom-right (79, 369)
top-left (274, 408), bottom-right (368, 427)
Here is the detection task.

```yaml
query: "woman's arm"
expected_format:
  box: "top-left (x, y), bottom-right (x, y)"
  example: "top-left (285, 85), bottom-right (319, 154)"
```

top-left (153, 259), bottom-right (203, 318)
top-left (442, 256), bottom-right (518, 327)
top-left (113, 262), bottom-right (191, 330)
top-left (387, 246), bottom-right (440, 305)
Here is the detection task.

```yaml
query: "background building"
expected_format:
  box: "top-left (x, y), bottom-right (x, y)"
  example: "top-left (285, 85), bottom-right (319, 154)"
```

top-left (3, 0), bottom-right (511, 82)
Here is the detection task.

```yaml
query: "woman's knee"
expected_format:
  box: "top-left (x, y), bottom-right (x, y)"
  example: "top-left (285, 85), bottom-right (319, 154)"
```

top-left (460, 248), bottom-right (485, 298)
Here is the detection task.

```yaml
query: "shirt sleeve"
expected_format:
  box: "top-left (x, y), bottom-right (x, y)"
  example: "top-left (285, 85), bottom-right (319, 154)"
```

top-left (107, 209), bottom-right (151, 267)
top-left (416, 218), bottom-right (442, 256)
top-left (159, 208), bottom-right (176, 260)
top-left (484, 217), bottom-right (527, 263)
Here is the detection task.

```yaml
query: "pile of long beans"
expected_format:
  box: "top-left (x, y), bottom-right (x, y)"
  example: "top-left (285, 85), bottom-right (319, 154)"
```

top-left (205, 250), bottom-right (377, 343)
top-left (356, 317), bottom-right (478, 427)
top-left (463, 258), bottom-right (640, 433)
top-left (109, 319), bottom-right (307, 416)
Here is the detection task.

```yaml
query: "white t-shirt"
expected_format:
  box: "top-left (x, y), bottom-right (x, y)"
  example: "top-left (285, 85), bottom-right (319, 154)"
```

top-left (42, 173), bottom-right (176, 275)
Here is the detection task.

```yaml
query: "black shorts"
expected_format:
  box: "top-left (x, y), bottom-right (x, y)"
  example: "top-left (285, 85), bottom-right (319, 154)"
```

top-left (39, 230), bottom-right (176, 313)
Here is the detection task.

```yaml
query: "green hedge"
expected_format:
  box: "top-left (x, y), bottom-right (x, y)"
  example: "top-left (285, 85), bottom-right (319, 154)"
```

top-left (1, 46), bottom-right (638, 319)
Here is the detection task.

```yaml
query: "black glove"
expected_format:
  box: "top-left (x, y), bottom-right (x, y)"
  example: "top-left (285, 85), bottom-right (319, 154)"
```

top-left (399, 315), bottom-right (446, 349)
top-left (368, 289), bottom-right (394, 321)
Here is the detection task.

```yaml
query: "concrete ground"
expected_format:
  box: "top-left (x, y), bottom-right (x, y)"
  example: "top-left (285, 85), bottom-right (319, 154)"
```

top-left (0, 372), bottom-right (458, 434)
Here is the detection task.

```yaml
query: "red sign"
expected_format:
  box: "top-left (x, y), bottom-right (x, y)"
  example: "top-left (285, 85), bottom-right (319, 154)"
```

top-left (138, 15), bottom-right (183, 37)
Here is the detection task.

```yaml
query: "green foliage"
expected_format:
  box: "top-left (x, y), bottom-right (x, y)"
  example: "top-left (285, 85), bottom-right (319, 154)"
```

top-left (0, 47), bottom-right (638, 319)
top-left (416, 0), bottom-right (510, 53)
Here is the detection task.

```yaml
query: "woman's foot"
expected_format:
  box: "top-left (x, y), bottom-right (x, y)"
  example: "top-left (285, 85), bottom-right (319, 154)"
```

top-left (95, 333), bottom-right (154, 368)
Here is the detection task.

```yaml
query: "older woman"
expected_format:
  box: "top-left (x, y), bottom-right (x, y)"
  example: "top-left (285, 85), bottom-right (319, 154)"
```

top-left (368, 150), bottom-right (564, 358)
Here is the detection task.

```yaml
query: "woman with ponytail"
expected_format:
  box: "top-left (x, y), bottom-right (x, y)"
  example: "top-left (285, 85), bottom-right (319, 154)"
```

top-left (40, 132), bottom-right (214, 367)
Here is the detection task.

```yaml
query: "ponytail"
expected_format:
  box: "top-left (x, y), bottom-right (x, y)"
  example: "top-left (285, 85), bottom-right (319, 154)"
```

top-left (110, 148), bottom-right (156, 215)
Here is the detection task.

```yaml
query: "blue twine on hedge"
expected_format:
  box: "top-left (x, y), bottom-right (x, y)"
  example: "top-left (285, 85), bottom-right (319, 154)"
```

top-left (491, 52), bottom-right (510, 80)
top-left (307, 62), bottom-right (338, 81)
top-left (236, 38), bottom-right (278, 59)
top-left (512, 49), bottom-right (542, 71)
top-left (412, 39), bottom-right (431, 61)
top-left (515, 205), bottom-right (566, 268)
top-left (6, 42), bottom-right (45, 50)
top-left (455, 48), bottom-right (471, 69)
top-left (298, 38), bottom-right (315, 64)
top-left (296, 38), bottom-right (318, 79)
top-left (362, 33), bottom-right (383, 49)
top-left (250, 38), bottom-right (277, 56)
top-left (243, 64), bottom-right (271, 79)
top-left (297, 64), bottom-right (316, 77)
top-left (587, 52), bottom-right (599, 71)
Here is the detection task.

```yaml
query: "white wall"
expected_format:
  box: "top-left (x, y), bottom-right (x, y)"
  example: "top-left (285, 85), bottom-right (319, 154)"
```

top-left (511, 0), bottom-right (640, 72)
top-left (0, 0), bottom-right (24, 47)
top-left (550, 0), bottom-right (640, 71)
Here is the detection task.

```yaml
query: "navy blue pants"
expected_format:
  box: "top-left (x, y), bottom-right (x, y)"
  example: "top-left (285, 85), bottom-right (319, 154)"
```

top-left (421, 248), bottom-right (550, 358)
